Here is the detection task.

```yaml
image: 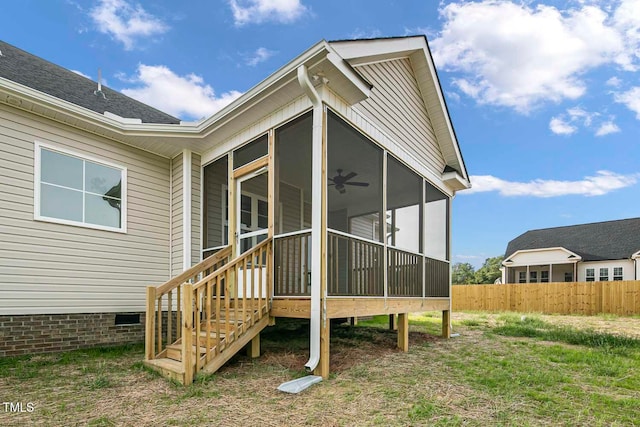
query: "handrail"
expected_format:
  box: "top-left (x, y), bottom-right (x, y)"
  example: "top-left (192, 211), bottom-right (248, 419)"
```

top-left (145, 245), bottom-right (232, 362)
top-left (157, 246), bottom-right (232, 295)
top-left (183, 237), bottom-right (273, 382)
top-left (192, 238), bottom-right (271, 291)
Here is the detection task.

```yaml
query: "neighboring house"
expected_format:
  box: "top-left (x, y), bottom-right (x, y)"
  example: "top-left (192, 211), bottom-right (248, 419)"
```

top-left (0, 36), bottom-right (470, 383)
top-left (501, 218), bottom-right (640, 284)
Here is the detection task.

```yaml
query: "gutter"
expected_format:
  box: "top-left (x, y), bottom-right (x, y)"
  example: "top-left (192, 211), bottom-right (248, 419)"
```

top-left (297, 64), bottom-right (322, 372)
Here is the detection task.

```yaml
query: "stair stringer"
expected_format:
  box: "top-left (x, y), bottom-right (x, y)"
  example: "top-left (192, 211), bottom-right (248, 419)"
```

top-left (199, 314), bottom-right (270, 377)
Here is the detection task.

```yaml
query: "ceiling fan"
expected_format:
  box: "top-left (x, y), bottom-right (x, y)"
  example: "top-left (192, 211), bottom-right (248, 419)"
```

top-left (328, 169), bottom-right (369, 194)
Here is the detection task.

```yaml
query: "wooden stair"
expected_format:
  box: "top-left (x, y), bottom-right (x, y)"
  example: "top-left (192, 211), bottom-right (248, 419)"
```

top-left (144, 239), bottom-right (273, 385)
top-left (145, 313), bottom-right (269, 384)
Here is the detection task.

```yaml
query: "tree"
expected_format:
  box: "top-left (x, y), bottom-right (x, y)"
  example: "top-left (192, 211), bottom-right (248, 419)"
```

top-left (474, 255), bottom-right (504, 284)
top-left (452, 262), bottom-right (476, 284)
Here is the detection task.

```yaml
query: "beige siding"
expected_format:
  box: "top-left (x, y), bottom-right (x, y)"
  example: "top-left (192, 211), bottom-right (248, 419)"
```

top-left (171, 153), bottom-right (183, 275)
top-left (279, 182), bottom-right (302, 234)
top-left (203, 157), bottom-right (227, 249)
top-left (0, 104), bottom-right (171, 315)
top-left (354, 59), bottom-right (446, 177)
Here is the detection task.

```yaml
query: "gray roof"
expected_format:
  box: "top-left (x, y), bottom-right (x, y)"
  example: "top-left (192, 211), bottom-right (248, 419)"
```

top-left (0, 40), bottom-right (180, 124)
top-left (505, 218), bottom-right (640, 261)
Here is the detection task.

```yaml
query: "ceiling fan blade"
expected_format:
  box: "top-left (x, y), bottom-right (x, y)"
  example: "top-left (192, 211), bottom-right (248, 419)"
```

top-left (328, 183), bottom-right (335, 186)
top-left (344, 182), bottom-right (369, 187)
top-left (342, 171), bottom-right (357, 181)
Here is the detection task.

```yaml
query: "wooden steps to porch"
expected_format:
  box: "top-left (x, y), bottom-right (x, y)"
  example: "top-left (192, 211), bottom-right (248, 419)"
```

top-left (144, 239), bottom-right (273, 385)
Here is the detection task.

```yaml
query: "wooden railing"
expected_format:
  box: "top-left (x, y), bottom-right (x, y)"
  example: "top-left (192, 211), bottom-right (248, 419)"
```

top-left (388, 248), bottom-right (423, 297)
top-left (274, 231), bottom-right (311, 296)
top-left (184, 238), bottom-right (272, 383)
top-left (425, 257), bottom-right (450, 298)
top-left (145, 246), bottom-right (231, 362)
top-left (328, 230), bottom-right (384, 296)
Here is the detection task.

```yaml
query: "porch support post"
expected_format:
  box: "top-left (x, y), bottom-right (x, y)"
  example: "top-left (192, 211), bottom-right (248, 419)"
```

top-left (397, 313), bottom-right (409, 352)
top-left (389, 314), bottom-right (397, 331)
top-left (549, 264), bottom-right (553, 283)
top-left (228, 152), bottom-right (236, 257)
top-left (526, 265), bottom-right (530, 283)
top-left (247, 334), bottom-right (260, 358)
top-left (442, 309), bottom-right (451, 338)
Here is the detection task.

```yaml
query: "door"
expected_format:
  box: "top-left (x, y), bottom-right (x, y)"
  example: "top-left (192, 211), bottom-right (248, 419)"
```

top-left (236, 168), bottom-right (268, 256)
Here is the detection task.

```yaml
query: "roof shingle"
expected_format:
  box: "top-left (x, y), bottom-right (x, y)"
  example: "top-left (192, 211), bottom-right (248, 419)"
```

top-left (0, 40), bottom-right (179, 124)
top-left (505, 218), bottom-right (640, 261)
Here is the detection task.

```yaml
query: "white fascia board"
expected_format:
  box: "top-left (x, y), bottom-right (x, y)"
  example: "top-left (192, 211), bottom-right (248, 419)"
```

top-left (0, 77), bottom-right (196, 135)
top-left (414, 45), bottom-right (470, 184)
top-left (195, 41), bottom-right (329, 133)
top-left (325, 50), bottom-right (371, 101)
top-left (442, 170), bottom-right (471, 192)
top-left (502, 247), bottom-right (582, 267)
top-left (632, 250), bottom-right (640, 259)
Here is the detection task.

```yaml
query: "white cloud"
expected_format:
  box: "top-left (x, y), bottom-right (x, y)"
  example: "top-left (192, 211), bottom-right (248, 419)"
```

top-left (595, 120), bottom-right (621, 136)
top-left (549, 117), bottom-right (577, 135)
top-left (90, 0), bottom-right (168, 50)
top-left (71, 69), bottom-right (91, 79)
top-left (245, 47), bottom-right (276, 66)
top-left (229, 0), bottom-right (307, 26)
top-left (120, 65), bottom-right (242, 120)
top-left (465, 171), bottom-right (638, 197)
top-left (606, 76), bottom-right (622, 87)
top-left (549, 107), bottom-right (620, 136)
top-left (615, 86), bottom-right (640, 119)
top-left (431, 1), bottom-right (639, 112)
top-left (348, 28), bottom-right (383, 39)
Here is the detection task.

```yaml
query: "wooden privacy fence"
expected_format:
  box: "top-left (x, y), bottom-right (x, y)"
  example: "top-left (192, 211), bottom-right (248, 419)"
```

top-left (452, 281), bottom-right (640, 316)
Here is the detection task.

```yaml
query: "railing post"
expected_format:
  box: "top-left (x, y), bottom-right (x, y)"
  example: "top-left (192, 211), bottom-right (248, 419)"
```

top-left (145, 286), bottom-right (156, 360)
top-left (182, 283), bottom-right (194, 385)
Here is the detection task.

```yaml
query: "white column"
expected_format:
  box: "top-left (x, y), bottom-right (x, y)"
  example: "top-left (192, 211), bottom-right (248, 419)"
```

top-left (182, 149), bottom-right (192, 271)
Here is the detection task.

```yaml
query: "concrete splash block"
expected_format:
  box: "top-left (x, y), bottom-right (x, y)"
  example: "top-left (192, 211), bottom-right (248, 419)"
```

top-left (277, 375), bottom-right (323, 394)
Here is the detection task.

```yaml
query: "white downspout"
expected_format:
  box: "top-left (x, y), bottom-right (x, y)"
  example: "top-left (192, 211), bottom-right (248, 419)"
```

top-left (298, 64), bottom-right (322, 372)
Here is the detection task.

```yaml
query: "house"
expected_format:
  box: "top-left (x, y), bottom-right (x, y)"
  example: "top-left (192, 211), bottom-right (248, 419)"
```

top-left (0, 36), bottom-right (470, 384)
top-left (501, 218), bottom-right (640, 284)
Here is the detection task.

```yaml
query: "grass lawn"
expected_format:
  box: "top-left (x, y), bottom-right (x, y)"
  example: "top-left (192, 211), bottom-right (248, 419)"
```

top-left (1, 312), bottom-right (639, 426)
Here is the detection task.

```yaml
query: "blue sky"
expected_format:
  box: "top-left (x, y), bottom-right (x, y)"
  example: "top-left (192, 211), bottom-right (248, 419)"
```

top-left (3, 0), bottom-right (639, 267)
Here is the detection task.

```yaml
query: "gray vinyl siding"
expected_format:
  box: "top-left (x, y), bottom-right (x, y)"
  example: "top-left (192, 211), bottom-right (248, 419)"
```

top-left (354, 59), bottom-right (446, 176)
top-left (0, 104), bottom-right (171, 315)
top-left (191, 153), bottom-right (201, 264)
top-left (171, 153), bottom-right (183, 275)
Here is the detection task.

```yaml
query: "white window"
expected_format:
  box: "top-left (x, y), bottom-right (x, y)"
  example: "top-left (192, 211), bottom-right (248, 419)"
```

top-left (540, 271), bottom-right (549, 283)
top-left (518, 271), bottom-right (526, 283)
top-left (586, 268), bottom-right (595, 282)
top-left (529, 271), bottom-right (537, 283)
top-left (599, 268), bottom-right (609, 282)
top-left (35, 143), bottom-right (126, 232)
top-left (613, 267), bottom-right (623, 281)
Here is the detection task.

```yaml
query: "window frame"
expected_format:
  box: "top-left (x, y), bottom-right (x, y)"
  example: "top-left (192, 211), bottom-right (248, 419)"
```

top-left (540, 270), bottom-right (549, 283)
top-left (34, 142), bottom-right (127, 233)
top-left (599, 267), bottom-right (609, 282)
top-left (613, 267), bottom-right (623, 281)
top-left (518, 271), bottom-right (526, 283)
top-left (585, 268), bottom-right (595, 282)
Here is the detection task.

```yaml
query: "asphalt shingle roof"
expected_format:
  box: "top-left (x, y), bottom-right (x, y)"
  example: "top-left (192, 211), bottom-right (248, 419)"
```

top-left (0, 40), bottom-right (180, 124)
top-left (505, 218), bottom-right (640, 261)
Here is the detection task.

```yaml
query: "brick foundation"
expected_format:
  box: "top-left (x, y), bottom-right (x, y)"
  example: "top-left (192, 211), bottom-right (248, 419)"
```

top-left (0, 312), bottom-right (146, 357)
